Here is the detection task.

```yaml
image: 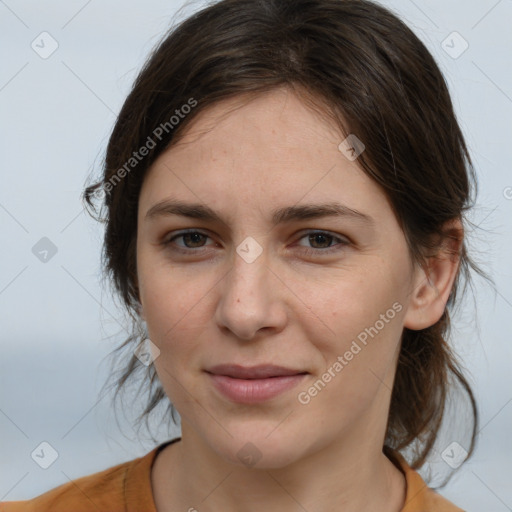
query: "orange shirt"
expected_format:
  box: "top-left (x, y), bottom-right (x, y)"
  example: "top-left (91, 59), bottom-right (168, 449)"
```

top-left (1, 438), bottom-right (463, 511)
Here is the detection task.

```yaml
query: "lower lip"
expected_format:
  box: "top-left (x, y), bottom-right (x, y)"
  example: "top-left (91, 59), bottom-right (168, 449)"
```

top-left (207, 373), bottom-right (307, 404)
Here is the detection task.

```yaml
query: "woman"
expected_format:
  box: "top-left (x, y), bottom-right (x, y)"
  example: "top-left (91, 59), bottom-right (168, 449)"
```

top-left (1, 0), bottom-right (482, 510)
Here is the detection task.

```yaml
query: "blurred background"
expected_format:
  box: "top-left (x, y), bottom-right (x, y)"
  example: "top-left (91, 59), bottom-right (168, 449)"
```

top-left (1, 0), bottom-right (511, 508)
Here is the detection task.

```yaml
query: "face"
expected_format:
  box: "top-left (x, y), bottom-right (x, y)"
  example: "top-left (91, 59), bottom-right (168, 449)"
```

top-left (136, 87), bottom-right (421, 468)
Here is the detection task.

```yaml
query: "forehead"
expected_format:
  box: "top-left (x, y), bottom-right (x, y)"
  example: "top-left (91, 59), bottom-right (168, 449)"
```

top-left (138, 88), bottom-right (392, 226)
top-left (172, 87), bottom-right (343, 154)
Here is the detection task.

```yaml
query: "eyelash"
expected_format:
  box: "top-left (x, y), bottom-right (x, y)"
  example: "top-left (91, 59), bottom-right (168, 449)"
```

top-left (162, 229), bottom-right (350, 257)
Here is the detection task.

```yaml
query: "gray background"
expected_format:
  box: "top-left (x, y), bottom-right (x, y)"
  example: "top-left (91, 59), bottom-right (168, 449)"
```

top-left (1, 0), bottom-right (511, 509)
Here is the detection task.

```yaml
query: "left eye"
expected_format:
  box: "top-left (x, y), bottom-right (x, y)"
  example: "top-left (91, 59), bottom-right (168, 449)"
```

top-left (163, 230), bottom-right (348, 255)
top-left (167, 231), bottom-right (212, 249)
top-left (296, 231), bottom-right (347, 251)
top-left (162, 230), bottom-right (217, 255)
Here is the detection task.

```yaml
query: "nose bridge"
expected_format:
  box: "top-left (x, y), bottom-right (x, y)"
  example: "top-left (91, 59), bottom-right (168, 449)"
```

top-left (226, 247), bottom-right (268, 310)
top-left (227, 231), bottom-right (269, 299)
top-left (215, 243), bottom-right (284, 339)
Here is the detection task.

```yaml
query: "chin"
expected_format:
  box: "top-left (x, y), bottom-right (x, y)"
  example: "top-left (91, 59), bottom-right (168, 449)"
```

top-left (209, 430), bottom-right (304, 469)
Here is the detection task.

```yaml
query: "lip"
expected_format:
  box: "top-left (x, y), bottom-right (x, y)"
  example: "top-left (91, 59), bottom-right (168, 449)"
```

top-left (206, 364), bottom-right (306, 379)
top-left (205, 364), bottom-right (308, 404)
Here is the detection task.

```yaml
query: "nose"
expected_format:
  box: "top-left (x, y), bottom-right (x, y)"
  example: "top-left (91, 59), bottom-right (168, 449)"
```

top-left (214, 247), bottom-right (287, 341)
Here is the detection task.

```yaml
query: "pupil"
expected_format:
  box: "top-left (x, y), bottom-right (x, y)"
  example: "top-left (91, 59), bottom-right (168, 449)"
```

top-left (186, 233), bottom-right (204, 247)
top-left (310, 233), bottom-right (330, 248)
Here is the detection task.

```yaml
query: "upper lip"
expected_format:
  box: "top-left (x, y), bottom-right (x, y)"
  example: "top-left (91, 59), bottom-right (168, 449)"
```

top-left (206, 364), bottom-right (307, 379)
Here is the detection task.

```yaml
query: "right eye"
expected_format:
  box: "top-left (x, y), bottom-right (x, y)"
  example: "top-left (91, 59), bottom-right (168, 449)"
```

top-left (162, 230), bottom-right (217, 253)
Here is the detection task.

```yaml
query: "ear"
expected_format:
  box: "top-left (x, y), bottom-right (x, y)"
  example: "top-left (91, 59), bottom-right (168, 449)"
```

top-left (403, 219), bottom-right (463, 330)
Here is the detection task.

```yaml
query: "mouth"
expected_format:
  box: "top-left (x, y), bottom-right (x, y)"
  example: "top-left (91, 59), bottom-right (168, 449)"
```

top-left (205, 364), bottom-right (308, 403)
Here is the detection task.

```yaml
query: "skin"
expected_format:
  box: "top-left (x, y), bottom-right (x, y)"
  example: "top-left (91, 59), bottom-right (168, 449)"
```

top-left (136, 86), bottom-right (461, 512)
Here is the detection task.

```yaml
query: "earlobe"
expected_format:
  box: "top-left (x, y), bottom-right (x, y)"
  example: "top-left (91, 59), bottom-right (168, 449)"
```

top-left (403, 220), bottom-right (462, 331)
top-left (403, 265), bottom-right (444, 330)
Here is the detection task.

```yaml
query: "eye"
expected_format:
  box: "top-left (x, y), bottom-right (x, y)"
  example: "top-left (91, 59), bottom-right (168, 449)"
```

top-left (162, 230), bottom-right (216, 254)
top-left (162, 229), bottom-right (349, 257)
top-left (295, 230), bottom-right (350, 256)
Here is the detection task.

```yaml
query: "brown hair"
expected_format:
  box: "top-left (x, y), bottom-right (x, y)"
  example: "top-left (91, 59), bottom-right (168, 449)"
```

top-left (83, 0), bottom-right (484, 477)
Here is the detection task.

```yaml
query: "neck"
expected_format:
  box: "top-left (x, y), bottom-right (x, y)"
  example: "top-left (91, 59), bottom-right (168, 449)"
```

top-left (153, 419), bottom-right (406, 512)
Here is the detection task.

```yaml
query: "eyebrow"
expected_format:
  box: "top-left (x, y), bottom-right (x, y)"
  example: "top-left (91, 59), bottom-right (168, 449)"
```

top-left (144, 198), bottom-right (374, 226)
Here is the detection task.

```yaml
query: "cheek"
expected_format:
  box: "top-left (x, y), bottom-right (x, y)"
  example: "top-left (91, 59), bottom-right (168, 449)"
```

top-left (302, 284), bottom-right (405, 421)
top-left (302, 264), bottom-right (407, 403)
top-left (140, 265), bottom-right (213, 404)
top-left (138, 256), bottom-right (214, 348)
top-left (301, 265), bottom-right (406, 350)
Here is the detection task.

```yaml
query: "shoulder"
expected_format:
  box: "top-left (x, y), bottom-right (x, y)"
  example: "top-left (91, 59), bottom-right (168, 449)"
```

top-left (388, 450), bottom-right (465, 512)
top-left (409, 481), bottom-right (465, 512)
top-left (422, 489), bottom-right (465, 511)
top-left (0, 444), bottom-right (164, 512)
